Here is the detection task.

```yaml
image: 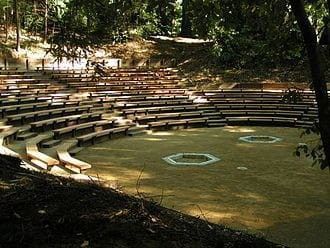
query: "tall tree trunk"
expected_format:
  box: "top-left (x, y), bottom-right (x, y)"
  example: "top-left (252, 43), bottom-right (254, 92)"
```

top-left (157, 2), bottom-right (166, 34)
top-left (33, 0), bottom-right (37, 36)
top-left (44, 0), bottom-right (48, 43)
top-left (180, 0), bottom-right (192, 37)
top-left (290, 0), bottom-right (330, 169)
top-left (13, 0), bottom-right (20, 51)
top-left (4, 7), bottom-right (9, 43)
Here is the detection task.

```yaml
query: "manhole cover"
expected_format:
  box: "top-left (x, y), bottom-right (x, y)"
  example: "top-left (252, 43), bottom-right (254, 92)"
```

top-left (239, 135), bottom-right (282, 144)
top-left (163, 153), bottom-right (220, 166)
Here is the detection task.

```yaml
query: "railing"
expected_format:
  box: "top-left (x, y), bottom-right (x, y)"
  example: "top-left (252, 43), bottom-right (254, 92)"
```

top-left (0, 57), bottom-right (173, 71)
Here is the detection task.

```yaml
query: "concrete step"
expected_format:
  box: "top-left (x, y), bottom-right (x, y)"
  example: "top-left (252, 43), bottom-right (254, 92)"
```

top-left (41, 139), bottom-right (61, 148)
top-left (207, 119), bottom-right (227, 127)
top-left (30, 159), bottom-right (48, 170)
top-left (207, 119), bottom-right (226, 123)
top-left (128, 130), bottom-right (148, 136)
top-left (203, 114), bottom-right (223, 119)
top-left (127, 126), bottom-right (147, 136)
top-left (208, 123), bottom-right (227, 127)
top-left (16, 132), bottom-right (37, 141)
top-left (69, 147), bottom-right (83, 155)
top-left (0, 125), bottom-right (12, 132)
top-left (90, 106), bottom-right (112, 112)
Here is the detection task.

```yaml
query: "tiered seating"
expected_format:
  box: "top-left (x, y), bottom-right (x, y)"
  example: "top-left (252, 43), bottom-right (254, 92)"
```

top-left (192, 89), bottom-right (318, 128)
top-left (49, 67), bottom-right (181, 93)
top-left (76, 125), bottom-right (131, 146)
top-left (30, 112), bottom-right (103, 132)
top-left (0, 66), bottom-right (320, 175)
top-left (26, 133), bottom-right (60, 169)
top-left (57, 140), bottom-right (92, 173)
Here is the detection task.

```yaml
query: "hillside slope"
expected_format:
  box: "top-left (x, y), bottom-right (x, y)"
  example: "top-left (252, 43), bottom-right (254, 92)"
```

top-left (0, 155), bottom-right (284, 248)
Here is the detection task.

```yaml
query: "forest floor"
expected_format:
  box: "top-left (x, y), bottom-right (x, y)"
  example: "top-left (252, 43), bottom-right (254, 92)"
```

top-left (0, 155), bottom-right (284, 248)
top-left (1, 31), bottom-right (329, 90)
top-left (106, 36), bottom-right (329, 90)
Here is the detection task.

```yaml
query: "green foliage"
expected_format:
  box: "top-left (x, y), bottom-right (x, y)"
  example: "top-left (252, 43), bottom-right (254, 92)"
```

top-left (49, 0), bottom-right (136, 59)
top-left (187, 0), bottom-right (329, 68)
top-left (281, 87), bottom-right (304, 103)
top-left (1, 0), bottom-right (329, 66)
top-left (194, 0), bottom-right (304, 67)
top-left (295, 124), bottom-right (328, 170)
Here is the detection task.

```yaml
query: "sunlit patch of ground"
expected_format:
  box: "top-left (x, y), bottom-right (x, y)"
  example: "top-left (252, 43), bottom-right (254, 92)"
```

top-left (77, 126), bottom-right (330, 248)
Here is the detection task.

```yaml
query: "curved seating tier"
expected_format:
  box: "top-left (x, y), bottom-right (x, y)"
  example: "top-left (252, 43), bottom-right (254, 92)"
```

top-left (0, 67), bottom-right (320, 174)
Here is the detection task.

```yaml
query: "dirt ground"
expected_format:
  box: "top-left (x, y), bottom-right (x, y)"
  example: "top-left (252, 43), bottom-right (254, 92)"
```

top-left (76, 126), bottom-right (330, 248)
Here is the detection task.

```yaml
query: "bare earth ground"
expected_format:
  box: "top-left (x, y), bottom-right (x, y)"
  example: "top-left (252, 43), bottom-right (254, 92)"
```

top-left (76, 126), bottom-right (330, 248)
top-left (107, 37), bottom-right (329, 90)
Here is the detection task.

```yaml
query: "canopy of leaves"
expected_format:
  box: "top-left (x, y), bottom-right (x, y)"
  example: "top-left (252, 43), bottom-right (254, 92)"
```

top-left (1, 0), bottom-right (328, 65)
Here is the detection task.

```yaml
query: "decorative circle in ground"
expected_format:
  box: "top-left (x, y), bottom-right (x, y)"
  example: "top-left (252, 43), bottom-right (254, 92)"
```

top-left (239, 135), bottom-right (282, 144)
top-left (162, 153), bottom-right (220, 166)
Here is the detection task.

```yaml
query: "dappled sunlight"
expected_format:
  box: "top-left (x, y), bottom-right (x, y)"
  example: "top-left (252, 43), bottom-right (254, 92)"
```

top-left (184, 205), bottom-right (271, 230)
top-left (235, 143), bottom-right (254, 148)
top-left (90, 166), bottom-right (153, 180)
top-left (234, 192), bottom-right (266, 203)
top-left (139, 138), bottom-right (167, 142)
top-left (193, 96), bottom-right (209, 103)
top-left (223, 126), bottom-right (256, 133)
top-left (89, 147), bottom-right (113, 151)
top-left (91, 147), bottom-right (137, 152)
top-left (186, 206), bottom-right (237, 220)
top-left (78, 126), bottom-right (330, 248)
top-left (151, 36), bottom-right (213, 44)
top-left (183, 128), bottom-right (209, 133)
top-left (150, 131), bottom-right (175, 136)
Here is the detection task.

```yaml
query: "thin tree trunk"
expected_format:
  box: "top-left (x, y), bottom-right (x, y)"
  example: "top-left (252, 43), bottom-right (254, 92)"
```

top-left (180, 0), bottom-right (192, 37)
top-left (290, 0), bottom-right (330, 169)
top-left (44, 0), bottom-right (48, 43)
top-left (4, 7), bottom-right (9, 43)
top-left (158, 1), bottom-right (169, 35)
top-left (33, 0), bottom-right (37, 36)
top-left (13, 0), bottom-right (20, 51)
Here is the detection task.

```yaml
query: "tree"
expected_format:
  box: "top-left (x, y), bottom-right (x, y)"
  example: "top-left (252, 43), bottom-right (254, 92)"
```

top-left (180, 0), bottom-right (192, 37)
top-left (157, 0), bottom-right (172, 35)
top-left (44, 0), bottom-right (48, 43)
top-left (290, 0), bottom-right (330, 169)
top-left (13, 0), bottom-right (20, 51)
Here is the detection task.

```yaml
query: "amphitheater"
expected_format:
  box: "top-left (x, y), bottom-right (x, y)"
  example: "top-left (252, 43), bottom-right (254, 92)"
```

top-left (1, 64), bottom-right (329, 248)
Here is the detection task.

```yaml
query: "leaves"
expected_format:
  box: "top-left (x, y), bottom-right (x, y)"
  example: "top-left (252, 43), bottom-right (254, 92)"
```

top-left (295, 125), bottom-right (327, 169)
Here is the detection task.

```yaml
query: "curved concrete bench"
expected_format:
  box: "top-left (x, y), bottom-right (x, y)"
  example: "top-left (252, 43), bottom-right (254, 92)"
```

top-left (225, 116), bottom-right (299, 127)
top-left (26, 133), bottom-right (59, 169)
top-left (0, 127), bottom-right (20, 157)
top-left (134, 111), bottom-right (205, 124)
top-left (53, 120), bottom-right (114, 139)
top-left (148, 117), bottom-right (209, 130)
top-left (7, 105), bottom-right (92, 125)
top-left (57, 140), bottom-right (91, 173)
top-left (77, 126), bottom-right (130, 146)
top-left (30, 112), bottom-right (103, 132)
